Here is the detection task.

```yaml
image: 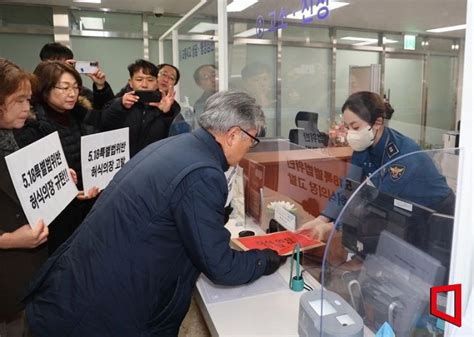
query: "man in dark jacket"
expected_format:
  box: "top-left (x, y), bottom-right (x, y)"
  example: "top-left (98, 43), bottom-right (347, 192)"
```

top-left (101, 60), bottom-right (179, 157)
top-left (24, 91), bottom-right (284, 336)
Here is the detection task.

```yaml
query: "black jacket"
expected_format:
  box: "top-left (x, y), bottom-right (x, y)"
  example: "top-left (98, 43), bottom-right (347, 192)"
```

top-left (15, 100), bottom-right (97, 254)
top-left (101, 97), bottom-right (180, 157)
top-left (0, 155), bottom-right (48, 321)
top-left (16, 101), bottom-right (96, 187)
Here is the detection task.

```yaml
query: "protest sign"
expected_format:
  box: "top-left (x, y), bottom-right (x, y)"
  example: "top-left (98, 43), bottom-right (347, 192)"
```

top-left (5, 132), bottom-right (78, 227)
top-left (81, 128), bottom-right (129, 194)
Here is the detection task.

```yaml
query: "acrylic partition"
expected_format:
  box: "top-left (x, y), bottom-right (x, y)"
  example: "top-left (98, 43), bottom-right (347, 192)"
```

top-left (239, 137), bottom-right (352, 248)
top-left (308, 148), bottom-right (460, 337)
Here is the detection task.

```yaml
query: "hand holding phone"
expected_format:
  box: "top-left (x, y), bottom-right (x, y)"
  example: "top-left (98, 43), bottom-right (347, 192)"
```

top-left (135, 90), bottom-right (162, 103)
top-left (75, 61), bottom-right (99, 74)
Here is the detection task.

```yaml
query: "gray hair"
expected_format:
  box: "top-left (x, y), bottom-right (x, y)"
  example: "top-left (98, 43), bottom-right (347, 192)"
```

top-left (198, 91), bottom-right (266, 133)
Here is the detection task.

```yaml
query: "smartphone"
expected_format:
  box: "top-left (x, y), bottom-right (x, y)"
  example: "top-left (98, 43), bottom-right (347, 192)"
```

top-left (75, 61), bottom-right (99, 74)
top-left (135, 90), bottom-right (162, 103)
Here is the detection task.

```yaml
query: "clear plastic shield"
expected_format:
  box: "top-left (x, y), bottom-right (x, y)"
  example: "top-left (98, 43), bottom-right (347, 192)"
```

top-left (316, 148), bottom-right (459, 337)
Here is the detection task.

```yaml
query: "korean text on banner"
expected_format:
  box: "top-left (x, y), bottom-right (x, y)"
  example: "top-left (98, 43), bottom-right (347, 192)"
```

top-left (81, 127), bottom-right (130, 194)
top-left (5, 132), bottom-right (78, 227)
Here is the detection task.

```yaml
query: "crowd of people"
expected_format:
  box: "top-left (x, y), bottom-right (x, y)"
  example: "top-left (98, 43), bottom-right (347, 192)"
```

top-left (0, 42), bottom-right (455, 337)
top-left (0, 42), bottom-right (286, 337)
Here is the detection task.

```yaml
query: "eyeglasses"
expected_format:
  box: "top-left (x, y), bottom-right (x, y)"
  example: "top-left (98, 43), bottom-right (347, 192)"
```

top-left (158, 71), bottom-right (177, 82)
top-left (54, 86), bottom-right (80, 94)
top-left (238, 127), bottom-right (260, 148)
top-left (201, 73), bottom-right (216, 80)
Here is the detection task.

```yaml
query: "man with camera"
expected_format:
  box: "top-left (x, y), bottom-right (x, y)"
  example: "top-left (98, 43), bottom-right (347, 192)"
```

top-left (100, 59), bottom-right (180, 157)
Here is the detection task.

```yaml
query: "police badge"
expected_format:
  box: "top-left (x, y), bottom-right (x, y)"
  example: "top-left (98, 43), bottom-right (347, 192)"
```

top-left (389, 164), bottom-right (406, 181)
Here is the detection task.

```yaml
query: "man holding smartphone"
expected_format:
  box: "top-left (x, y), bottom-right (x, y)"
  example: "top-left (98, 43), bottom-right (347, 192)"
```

top-left (100, 59), bottom-right (180, 157)
top-left (39, 43), bottom-right (115, 115)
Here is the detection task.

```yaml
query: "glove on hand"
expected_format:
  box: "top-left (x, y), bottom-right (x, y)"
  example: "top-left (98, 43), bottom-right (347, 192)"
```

top-left (262, 249), bottom-right (287, 275)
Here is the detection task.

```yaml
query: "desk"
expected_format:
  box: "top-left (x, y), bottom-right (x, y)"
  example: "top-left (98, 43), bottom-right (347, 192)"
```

top-left (240, 146), bottom-right (352, 219)
top-left (195, 220), bottom-right (375, 336)
top-left (195, 220), bottom-right (320, 336)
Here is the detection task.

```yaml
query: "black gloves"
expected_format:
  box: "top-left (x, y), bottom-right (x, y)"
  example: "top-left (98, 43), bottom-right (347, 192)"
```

top-left (262, 249), bottom-right (287, 275)
top-left (223, 205), bottom-right (234, 224)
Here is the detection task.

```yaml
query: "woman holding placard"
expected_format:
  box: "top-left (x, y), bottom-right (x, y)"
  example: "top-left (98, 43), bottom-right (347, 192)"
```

top-left (16, 61), bottom-right (99, 255)
top-left (0, 58), bottom-right (48, 337)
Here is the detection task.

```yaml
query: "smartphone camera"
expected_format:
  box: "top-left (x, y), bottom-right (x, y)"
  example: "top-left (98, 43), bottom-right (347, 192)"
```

top-left (75, 61), bottom-right (99, 74)
top-left (134, 90), bottom-right (162, 103)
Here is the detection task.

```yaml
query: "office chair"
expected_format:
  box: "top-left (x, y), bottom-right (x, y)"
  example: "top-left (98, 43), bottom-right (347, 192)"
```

top-left (288, 111), bottom-right (328, 148)
top-left (295, 111), bottom-right (319, 129)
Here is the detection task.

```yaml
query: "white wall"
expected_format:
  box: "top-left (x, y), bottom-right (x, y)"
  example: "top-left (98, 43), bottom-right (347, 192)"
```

top-left (0, 33), bottom-right (53, 72)
top-left (70, 36), bottom-right (144, 93)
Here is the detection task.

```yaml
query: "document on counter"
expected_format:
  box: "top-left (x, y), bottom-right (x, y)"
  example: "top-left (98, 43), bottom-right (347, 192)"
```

top-left (232, 230), bottom-right (324, 256)
top-left (199, 273), bottom-right (288, 304)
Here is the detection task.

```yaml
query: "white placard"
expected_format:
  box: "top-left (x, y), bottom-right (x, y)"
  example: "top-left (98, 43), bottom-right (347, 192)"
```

top-left (81, 128), bottom-right (129, 194)
top-left (274, 204), bottom-right (296, 231)
top-left (5, 132), bottom-right (78, 227)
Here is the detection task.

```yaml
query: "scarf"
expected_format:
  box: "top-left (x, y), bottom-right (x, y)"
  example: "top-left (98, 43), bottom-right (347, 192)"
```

top-left (0, 129), bottom-right (20, 158)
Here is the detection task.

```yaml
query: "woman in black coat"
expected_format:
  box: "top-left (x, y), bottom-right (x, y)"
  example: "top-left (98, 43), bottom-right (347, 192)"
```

top-left (0, 58), bottom-right (48, 337)
top-left (16, 61), bottom-right (99, 255)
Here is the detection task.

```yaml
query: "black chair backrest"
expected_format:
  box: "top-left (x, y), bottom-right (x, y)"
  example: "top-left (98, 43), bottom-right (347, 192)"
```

top-left (295, 111), bottom-right (318, 129)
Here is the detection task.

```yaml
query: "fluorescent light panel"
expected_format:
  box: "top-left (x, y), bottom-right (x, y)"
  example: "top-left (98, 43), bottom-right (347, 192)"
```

top-left (341, 36), bottom-right (398, 46)
top-left (73, 0), bottom-right (101, 3)
top-left (227, 0), bottom-right (258, 13)
top-left (426, 24), bottom-right (466, 33)
top-left (188, 23), bottom-right (218, 33)
top-left (287, 1), bottom-right (349, 20)
top-left (81, 17), bottom-right (103, 30)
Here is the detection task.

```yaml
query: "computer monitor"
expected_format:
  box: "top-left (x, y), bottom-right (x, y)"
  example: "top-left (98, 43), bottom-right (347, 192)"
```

top-left (339, 180), bottom-right (436, 258)
top-left (357, 231), bottom-right (446, 337)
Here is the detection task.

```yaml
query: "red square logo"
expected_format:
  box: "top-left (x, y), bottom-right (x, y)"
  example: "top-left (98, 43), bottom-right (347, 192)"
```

top-left (430, 284), bottom-right (462, 327)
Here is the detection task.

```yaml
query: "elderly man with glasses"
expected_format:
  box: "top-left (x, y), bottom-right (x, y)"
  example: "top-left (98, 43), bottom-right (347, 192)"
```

top-left (25, 91), bottom-right (285, 337)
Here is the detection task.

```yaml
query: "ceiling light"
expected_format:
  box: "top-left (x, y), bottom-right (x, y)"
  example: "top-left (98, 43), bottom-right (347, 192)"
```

top-left (426, 24), bottom-right (466, 33)
top-left (340, 37), bottom-right (398, 46)
top-left (80, 17), bottom-right (103, 30)
top-left (188, 23), bottom-right (218, 33)
top-left (227, 0), bottom-right (258, 13)
top-left (73, 0), bottom-right (101, 3)
top-left (287, 1), bottom-right (349, 20)
top-left (234, 28), bottom-right (267, 38)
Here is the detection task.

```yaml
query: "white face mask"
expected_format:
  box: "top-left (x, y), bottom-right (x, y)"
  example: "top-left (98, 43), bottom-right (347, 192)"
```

top-left (347, 125), bottom-right (375, 151)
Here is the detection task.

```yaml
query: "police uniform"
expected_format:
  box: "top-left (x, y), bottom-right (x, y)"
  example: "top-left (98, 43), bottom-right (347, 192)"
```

top-left (323, 127), bottom-right (454, 220)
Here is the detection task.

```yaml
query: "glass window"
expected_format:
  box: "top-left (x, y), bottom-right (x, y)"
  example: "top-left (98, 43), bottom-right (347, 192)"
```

top-left (69, 10), bottom-right (142, 33)
top-left (425, 37), bottom-right (459, 53)
top-left (0, 4), bottom-right (53, 27)
top-left (282, 26), bottom-right (330, 43)
top-left (229, 44), bottom-right (277, 136)
top-left (335, 49), bottom-right (380, 112)
top-left (70, 36), bottom-right (144, 92)
top-left (425, 55), bottom-right (457, 147)
top-left (281, 46), bottom-right (331, 136)
top-left (383, 33), bottom-right (405, 50)
top-left (0, 33), bottom-right (53, 71)
top-left (147, 15), bottom-right (180, 39)
top-left (336, 29), bottom-right (379, 47)
top-left (385, 56), bottom-right (424, 143)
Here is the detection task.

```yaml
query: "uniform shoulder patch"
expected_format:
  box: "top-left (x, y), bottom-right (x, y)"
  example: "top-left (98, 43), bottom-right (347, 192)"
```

top-left (386, 142), bottom-right (400, 158)
top-left (389, 164), bottom-right (406, 181)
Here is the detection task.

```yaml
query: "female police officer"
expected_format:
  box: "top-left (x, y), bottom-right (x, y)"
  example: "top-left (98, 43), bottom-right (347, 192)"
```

top-left (304, 91), bottom-right (455, 241)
